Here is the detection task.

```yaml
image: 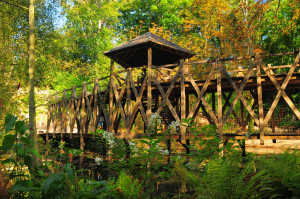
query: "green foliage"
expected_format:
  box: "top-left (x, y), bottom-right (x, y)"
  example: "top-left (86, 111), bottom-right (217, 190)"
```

top-left (41, 163), bottom-right (109, 199)
top-left (191, 156), bottom-right (266, 199)
top-left (112, 171), bottom-right (142, 199)
top-left (119, 0), bottom-right (192, 35)
top-left (257, 152), bottom-right (300, 198)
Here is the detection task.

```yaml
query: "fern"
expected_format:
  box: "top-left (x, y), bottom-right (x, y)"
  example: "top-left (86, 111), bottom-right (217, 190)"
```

top-left (114, 171), bottom-right (142, 199)
top-left (257, 151), bottom-right (300, 198)
top-left (194, 156), bottom-right (267, 199)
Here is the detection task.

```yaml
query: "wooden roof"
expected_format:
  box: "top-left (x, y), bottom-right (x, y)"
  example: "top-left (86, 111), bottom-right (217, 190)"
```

top-left (104, 32), bottom-right (195, 68)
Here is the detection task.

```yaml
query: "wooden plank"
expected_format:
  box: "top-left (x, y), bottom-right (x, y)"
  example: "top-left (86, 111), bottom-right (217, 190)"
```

top-left (257, 64), bottom-right (264, 145)
top-left (180, 60), bottom-right (186, 143)
top-left (147, 47), bottom-right (152, 124)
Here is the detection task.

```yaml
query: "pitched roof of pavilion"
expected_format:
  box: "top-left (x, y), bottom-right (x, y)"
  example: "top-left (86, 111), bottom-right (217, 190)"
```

top-left (104, 32), bottom-right (195, 68)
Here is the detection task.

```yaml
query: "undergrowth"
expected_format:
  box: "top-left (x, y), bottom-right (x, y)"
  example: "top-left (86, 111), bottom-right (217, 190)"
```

top-left (1, 114), bottom-right (300, 198)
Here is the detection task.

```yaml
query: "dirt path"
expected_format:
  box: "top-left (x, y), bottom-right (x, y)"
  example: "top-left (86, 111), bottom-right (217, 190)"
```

top-left (246, 140), bottom-right (300, 154)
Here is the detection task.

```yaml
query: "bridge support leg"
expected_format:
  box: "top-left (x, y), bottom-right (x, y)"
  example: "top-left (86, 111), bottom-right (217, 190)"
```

top-left (257, 63), bottom-right (265, 145)
top-left (146, 47), bottom-right (152, 126)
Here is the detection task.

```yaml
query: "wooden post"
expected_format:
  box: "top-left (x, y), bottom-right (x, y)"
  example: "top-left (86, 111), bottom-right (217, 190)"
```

top-left (180, 59), bottom-right (186, 144)
top-left (217, 60), bottom-right (223, 138)
top-left (54, 92), bottom-right (59, 136)
top-left (147, 47), bottom-right (152, 125)
top-left (256, 56), bottom-right (264, 145)
top-left (45, 103), bottom-right (51, 158)
top-left (80, 82), bottom-right (86, 150)
top-left (94, 77), bottom-right (99, 133)
top-left (126, 68), bottom-right (131, 139)
top-left (60, 89), bottom-right (66, 155)
top-left (70, 85), bottom-right (76, 140)
top-left (109, 60), bottom-right (114, 132)
top-left (61, 89), bottom-right (66, 137)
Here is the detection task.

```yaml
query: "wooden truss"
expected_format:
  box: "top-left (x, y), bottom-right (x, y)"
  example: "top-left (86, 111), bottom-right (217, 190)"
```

top-left (45, 50), bottom-right (300, 148)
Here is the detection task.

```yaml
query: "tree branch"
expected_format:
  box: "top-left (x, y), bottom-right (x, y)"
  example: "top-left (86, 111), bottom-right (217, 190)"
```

top-left (0, 0), bottom-right (28, 10)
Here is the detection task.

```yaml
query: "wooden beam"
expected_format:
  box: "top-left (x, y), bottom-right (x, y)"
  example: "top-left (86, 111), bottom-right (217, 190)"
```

top-left (180, 60), bottom-right (186, 144)
top-left (46, 103), bottom-right (51, 150)
top-left (126, 68), bottom-right (132, 139)
top-left (96, 83), bottom-right (109, 127)
top-left (147, 47), bottom-right (153, 124)
top-left (109, 60), bottom-right (114, 132)
top-left (217, 60), bottom-right (223, 138)
top-left (128, 70), bottom-right (148, 128)
top-left (186, 64), bottom-right (218, 124)
top-left (70, 86), bottom-right (77, 139)
top-left (110, 80), bottom-right (126, 132)
top-left (53, 92), bottom-right (59, 134)
top-left (260, 54), bottom-right (300, 124)
top-left (221, 58), bottom-right (259, 126)
top-left (93, 78), bottom-right (99, 132)
top-left (257, 63), bottom-right (264, 145)
top-left (153, 75), bottom-right (180, 122)
top-left (156, 66), bottom-right (182, 118)
top-left (80, 82), bottom-right (86, 150)
top-left (111, 80), bottom-right (127, 126)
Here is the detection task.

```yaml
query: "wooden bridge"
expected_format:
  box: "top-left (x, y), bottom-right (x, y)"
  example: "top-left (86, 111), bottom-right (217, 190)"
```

top-left (38, 32), bottom-right (300, 152)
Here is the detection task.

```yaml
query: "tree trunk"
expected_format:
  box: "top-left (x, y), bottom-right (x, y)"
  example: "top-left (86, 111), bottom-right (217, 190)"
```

top-left (29, 0), bottom-right (40, 167)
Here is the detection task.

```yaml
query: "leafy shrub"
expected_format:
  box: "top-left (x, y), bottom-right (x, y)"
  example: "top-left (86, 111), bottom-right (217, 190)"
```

top-left (257, 152), bottom-right (300, 198)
